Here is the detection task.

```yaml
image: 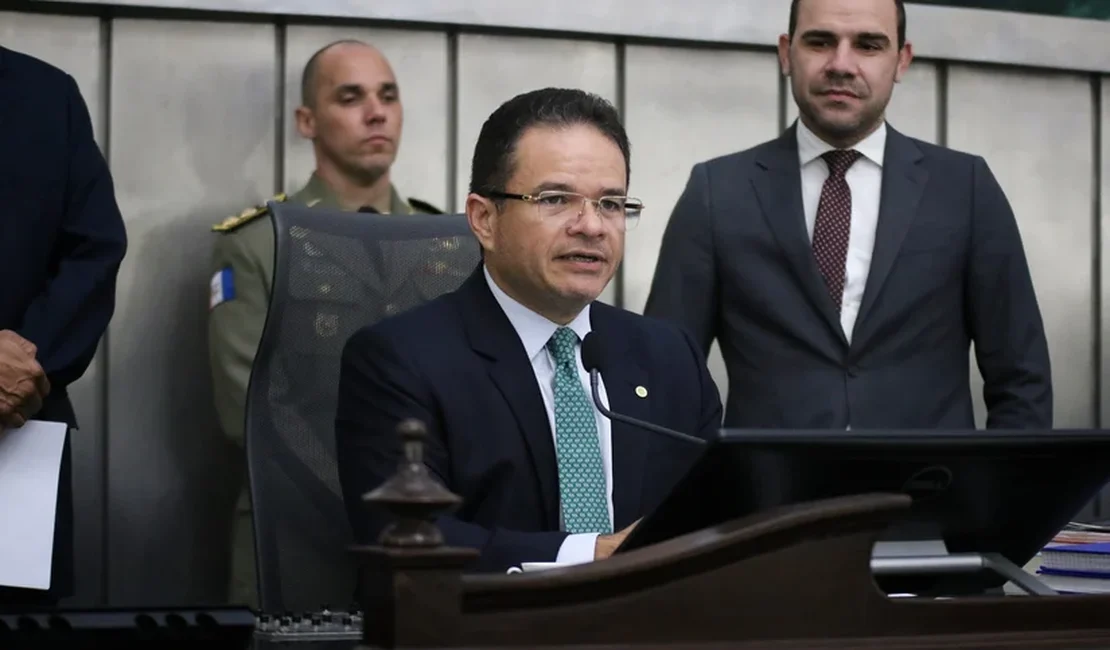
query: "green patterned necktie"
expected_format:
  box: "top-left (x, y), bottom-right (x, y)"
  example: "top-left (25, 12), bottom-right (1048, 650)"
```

top-left (546, 326), bottom-right (611, 534)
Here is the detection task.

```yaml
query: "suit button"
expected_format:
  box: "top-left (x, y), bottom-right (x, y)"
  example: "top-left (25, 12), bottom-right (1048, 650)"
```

top-left (846, 366), bottom-right (858, 378)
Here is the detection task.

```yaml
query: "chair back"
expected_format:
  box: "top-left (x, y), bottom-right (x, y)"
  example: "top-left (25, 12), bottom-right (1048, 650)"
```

top-left (245, 201), bottom-right (480, 613)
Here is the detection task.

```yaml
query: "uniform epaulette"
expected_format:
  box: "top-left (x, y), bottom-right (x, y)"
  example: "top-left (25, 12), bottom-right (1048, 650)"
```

top-left (407, 197), bottom-right (444, 214)
top-left (212, 193), bottom-right (288, 232)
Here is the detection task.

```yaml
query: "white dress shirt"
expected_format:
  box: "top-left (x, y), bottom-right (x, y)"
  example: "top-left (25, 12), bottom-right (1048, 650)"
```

top-left (483, 266), bottom-right (612, 564)
top-left (796, 119), bottom-right (886, 344)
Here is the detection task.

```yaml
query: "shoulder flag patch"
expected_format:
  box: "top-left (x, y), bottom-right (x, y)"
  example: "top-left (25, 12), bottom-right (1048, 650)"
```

top-left (210, 267), bottom-right (236, 310)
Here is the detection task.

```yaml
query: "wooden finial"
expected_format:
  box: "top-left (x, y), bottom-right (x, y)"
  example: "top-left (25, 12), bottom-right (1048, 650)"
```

top-left (362, 419), bottom-right (462, 548)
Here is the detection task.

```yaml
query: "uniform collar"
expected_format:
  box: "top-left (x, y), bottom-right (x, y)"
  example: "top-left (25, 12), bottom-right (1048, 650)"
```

top-left (292, 172), bottom-right (411, 214)
top-left (388, 184), bottom-right (414, 215)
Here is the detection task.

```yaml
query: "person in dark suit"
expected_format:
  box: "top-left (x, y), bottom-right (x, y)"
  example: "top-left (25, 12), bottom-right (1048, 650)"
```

top-left (644, 0), bottom-right (1051, 430)
top-left (0, 46), bottom-right (128, 606)
top-left (335, 87), bottom-right (722, 572)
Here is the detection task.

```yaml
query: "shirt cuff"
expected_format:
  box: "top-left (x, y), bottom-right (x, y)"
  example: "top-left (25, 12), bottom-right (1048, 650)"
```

top-left (556, 533), bottom-right (599, 564)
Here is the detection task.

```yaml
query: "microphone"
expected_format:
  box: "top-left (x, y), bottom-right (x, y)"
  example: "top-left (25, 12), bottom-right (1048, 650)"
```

top-left (580, 333), bottom-right (706, 446)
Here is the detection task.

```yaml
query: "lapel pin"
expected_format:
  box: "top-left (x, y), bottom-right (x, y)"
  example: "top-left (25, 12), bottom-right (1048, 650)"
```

top-left (635, 386), bottom-right (648, 398)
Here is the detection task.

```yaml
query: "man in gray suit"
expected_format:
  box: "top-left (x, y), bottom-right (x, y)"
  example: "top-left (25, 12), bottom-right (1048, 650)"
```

top-left (644, 0), bottom-right (1052, 430)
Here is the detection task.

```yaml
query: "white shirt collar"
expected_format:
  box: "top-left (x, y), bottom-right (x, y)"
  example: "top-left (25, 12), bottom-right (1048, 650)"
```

top-left (796, 118), bottom-right (887, 169)
top-left (483, 265), bottom-right (593, 360)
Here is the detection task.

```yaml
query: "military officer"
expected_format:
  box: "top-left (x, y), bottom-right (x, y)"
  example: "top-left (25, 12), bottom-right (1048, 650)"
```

top-left (207, 39), bottom-right (441, 609)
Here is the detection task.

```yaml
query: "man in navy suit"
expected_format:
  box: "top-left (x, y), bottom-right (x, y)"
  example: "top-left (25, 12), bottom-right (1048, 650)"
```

top-left (644, 0), bottom-right (1051, 430)
top-left (335, 87), bottom-right (722, 572)
top-left (0, 46), bottom-right (127, 605)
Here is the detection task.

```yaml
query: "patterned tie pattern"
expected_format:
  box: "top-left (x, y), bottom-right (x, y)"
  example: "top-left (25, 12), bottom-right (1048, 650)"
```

top-left (546, 326), bottom-right (611, 534)
top-left (811, 149), bottom-right (863, 312)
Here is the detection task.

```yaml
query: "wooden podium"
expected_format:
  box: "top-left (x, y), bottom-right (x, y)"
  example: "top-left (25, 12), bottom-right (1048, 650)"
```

top-left (352, 421), bottom-right (1110, 649)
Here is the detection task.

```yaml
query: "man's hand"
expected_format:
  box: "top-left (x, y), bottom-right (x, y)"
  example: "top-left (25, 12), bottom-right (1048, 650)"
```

top-left (0, 330), bottom-right (50, 428)
top-left (594, 518), bottom-right (641, 560)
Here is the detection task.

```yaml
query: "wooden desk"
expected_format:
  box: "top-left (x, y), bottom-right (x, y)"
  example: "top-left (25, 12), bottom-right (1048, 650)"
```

top-left (353, 420), bottom-right (1110, 649)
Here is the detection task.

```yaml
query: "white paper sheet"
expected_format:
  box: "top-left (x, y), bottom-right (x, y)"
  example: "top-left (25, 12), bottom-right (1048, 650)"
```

top-left (0, 420), bottom-right (67, 590)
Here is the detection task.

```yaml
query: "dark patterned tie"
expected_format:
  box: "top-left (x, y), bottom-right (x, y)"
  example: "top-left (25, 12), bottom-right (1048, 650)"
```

top-left (811, 149), bottom-right (863, 312)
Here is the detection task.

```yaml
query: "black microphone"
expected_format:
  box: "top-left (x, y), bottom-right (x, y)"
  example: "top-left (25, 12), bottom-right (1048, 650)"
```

top-left (580, 333), bottom-right (706, 446)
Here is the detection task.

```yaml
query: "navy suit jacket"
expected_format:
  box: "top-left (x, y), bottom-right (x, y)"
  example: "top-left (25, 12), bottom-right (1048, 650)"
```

top-left (644, 123), bottom-right (1052, 430)
top-left (335, 266), bottom-right (722, 572)
top-left (0, 47), bottom-right (127, 603)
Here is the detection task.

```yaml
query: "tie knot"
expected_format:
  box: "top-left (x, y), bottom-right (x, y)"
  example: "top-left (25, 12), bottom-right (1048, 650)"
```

top-left (822, 149), bottom-right (862, 177)
top-left (547, 327), bottom-right (579, 366)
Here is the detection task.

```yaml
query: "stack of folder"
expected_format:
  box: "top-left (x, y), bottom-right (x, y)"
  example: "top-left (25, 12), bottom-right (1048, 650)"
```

top-left (1035, 525), bottom-right (1110, 594)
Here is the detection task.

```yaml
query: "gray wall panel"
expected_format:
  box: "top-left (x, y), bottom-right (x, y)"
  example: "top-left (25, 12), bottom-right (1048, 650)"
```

top-left (622, 46), bottom-right (781, 401)
top-left (455, 33), bottom-right (618, 304)
top-left (35, 0), bottom-right (1110, 74)
top-left (0, 10), bottom-right (107, 606)
top-left (784, 61), bottom-right (939, 144)
top-left (283, 26), bottom-right (450, 211)
top-left (107, 18), bottom-right (277, 605)
top-left (948, 66), bottom-right (1094, 430)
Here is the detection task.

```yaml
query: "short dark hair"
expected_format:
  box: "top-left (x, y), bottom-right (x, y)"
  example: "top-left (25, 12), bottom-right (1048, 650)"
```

top-left (788, 0), bottom-right (906, 49)
top-left (300, 39), bottom-right (368, 107)
top-left (469, 88), bottom-right (631, 198)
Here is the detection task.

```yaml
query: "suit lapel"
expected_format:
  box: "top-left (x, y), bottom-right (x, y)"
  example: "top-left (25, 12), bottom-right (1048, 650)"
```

top-left (457, 266), bottom-right (559, 528)
top-left (854, 128), bottom-right (928, 338)
top-left (751, 127), bottom-right (848, 346)
top-left (590, 305), bottom-right (649, 529)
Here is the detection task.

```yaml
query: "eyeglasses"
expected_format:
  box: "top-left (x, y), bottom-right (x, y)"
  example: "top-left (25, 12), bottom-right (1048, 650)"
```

top-left (485, 190), bottom-right (643, 230)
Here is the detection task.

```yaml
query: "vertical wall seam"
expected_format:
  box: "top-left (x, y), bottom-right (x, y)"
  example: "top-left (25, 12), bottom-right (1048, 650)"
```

top-left (274, 20), bottom-right (287, 194)
top-left (615, 39), bottom-right (627, 310)
top-left (777, 60), bottom-right (787, 134)
top-left (936, 61), bottom-right (949, 147)
top-left (1092, 74), bottom-right (1102, 518)
top-left (1094, 73), bottom-right (1103, 425)
top-left (98, 10), bottom-right (113, 606)
top-left (446, 30), bottom-right (459, 213)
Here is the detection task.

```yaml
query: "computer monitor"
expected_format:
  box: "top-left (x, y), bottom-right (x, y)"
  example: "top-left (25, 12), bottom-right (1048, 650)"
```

top-left (617, 428), bottom-right (1110, 596)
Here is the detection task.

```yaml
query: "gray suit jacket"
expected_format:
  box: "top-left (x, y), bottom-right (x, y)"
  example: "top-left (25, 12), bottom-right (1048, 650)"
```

top-left (644, 123), bottom-right (1052, 430)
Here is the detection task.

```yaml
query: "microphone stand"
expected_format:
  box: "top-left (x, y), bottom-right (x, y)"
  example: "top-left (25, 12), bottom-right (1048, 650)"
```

top-left (587, 370), bottom-right (706, 447)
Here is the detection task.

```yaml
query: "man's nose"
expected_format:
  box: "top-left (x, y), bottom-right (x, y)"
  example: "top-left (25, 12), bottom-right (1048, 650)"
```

top-left (826, 40), bottom-right (857, 74)
top-left (569, 199), bottom-right (606, 237)
top-left (364, 98), bottom-right (387, 123)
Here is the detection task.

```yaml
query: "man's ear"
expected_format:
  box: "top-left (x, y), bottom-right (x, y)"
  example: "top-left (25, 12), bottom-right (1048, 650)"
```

top-left (294, 105), bottom-right (316, 140)
top-left (894, 41), bottom-right (914, 83)
top-left (777, 33), bottom-right (792, 77)
top-left (465, 193), bottom-right (497, 254)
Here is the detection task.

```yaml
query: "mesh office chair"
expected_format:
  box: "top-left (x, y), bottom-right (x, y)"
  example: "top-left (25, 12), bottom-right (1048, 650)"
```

top-left (244, 200), bottom-right (480, 614)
